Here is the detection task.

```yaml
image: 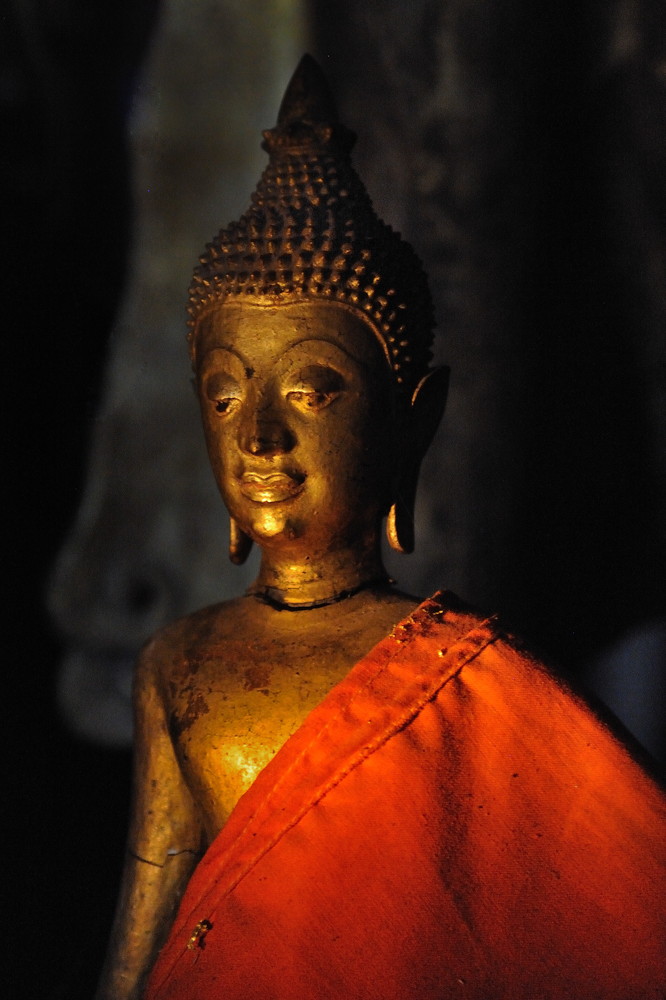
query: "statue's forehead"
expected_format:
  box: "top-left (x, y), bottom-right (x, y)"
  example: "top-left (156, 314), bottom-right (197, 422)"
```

top-left (194, 299), bottom-right (391, 371)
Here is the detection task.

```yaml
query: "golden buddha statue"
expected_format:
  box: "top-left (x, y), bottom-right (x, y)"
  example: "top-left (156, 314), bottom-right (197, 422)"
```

top-left (97, 56), bottom-right (666, 1000)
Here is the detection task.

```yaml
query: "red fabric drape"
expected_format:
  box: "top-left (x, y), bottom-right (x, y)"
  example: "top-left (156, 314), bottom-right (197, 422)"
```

top-left (147, 593), bottom-right (666, 999)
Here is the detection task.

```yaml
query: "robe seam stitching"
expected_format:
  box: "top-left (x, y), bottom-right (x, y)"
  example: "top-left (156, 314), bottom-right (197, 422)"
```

top-left (197, 619), bottom-right (498, 913)
top-left (192, 593), bottom-right (454, 880)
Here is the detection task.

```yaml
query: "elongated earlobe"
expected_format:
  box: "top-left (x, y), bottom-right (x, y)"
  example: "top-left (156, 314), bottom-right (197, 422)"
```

top-left (386, 499), bottom-right (415, 553)
top-left (386, 366), bottom-right (449, 555)
top-left (386, 503), bottom-right (400, 553)
top-left (229, 517), bottom-right (253, 565)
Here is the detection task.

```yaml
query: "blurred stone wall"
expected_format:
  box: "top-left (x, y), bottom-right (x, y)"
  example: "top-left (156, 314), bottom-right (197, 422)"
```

top-left (47, 0), bottom-right (665, 756)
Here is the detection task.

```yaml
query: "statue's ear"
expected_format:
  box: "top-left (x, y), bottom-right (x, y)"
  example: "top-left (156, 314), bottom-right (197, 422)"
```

top-left (410, 365), bottom-right (449, 455)
top-left (386, 366), bottom-right (449, 554)
top-left (229, 516), bottom-right (253, 565)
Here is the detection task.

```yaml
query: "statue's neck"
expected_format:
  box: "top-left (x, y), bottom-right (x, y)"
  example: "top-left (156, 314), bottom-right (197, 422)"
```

top-left (249, 542), bottom-right (388, 609)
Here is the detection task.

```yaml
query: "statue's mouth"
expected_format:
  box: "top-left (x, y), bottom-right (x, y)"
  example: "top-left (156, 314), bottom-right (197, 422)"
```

top-left (238, 471), bottom-right (305, 503)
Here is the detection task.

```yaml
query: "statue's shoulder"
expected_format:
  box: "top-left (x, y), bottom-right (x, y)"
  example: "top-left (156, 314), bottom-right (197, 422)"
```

top-left (135, 596), bottom-right (248, 681)
top-left (423, 589), bottom-right (505, 646)
top-left (428, 590), bottom-right (603, 723)
top-left (425, 589), bottom-right (553, 676)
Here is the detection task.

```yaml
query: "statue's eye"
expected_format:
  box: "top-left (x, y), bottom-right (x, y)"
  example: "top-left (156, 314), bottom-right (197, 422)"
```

top-left (287, 389), bottom-right (339, 410)
top-left (204, 372), bottom-right (242, 416)
top-left (286, 366), bottom-right (344, 411)
top-left (214, 397), bottom-right (239, 415)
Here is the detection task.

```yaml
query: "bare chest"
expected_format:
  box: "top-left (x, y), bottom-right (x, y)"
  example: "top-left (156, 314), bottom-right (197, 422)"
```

top-left (165, 637), bottom-right (358, 837)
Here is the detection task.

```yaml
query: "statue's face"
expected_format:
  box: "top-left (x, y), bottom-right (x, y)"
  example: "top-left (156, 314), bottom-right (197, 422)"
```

top-left (195, 300), bottom-right (395, 556)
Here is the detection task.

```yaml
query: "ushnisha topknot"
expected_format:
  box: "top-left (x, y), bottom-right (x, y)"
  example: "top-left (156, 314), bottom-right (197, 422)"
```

top-left (188, 54), bottom-right (435, 397)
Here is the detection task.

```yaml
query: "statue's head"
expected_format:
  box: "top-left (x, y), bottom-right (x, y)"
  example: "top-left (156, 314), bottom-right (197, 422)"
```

top-left (189, 56), bottom-right (448, 575)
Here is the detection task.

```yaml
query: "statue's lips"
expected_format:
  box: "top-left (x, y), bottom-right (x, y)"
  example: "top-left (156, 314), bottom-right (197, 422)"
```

top-left (238, 471), bottom-right (305, 503)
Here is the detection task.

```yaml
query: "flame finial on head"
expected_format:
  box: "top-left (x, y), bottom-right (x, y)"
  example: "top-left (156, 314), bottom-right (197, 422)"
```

top-left (188, 54), bottom-right (435, 396)
top-left (262, 53), bottom-right (355, 157)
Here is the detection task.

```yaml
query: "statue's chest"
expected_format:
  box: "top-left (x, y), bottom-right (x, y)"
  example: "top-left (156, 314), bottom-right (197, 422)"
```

top-left (165, 638), bottom-right (356, 835)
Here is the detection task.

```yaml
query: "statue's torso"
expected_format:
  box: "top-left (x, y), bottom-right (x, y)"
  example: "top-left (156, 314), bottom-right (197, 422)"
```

top-left (157, 589), bottom-right (420, 841)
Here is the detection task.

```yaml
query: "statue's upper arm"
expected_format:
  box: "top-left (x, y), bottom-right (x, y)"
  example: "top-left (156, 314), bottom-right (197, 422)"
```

top-left (94, 638), bottom-right (202, 1000)
top-left (129, 636), bottom-right (203, 865)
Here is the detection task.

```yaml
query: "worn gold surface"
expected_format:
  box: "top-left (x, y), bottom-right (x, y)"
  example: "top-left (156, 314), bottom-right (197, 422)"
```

top-left (96, 58), bottom-right (447, 1000)
top-left (197, 300), bottom-right (395, 601)
top-left (96, 294), bottom-right (444, 999)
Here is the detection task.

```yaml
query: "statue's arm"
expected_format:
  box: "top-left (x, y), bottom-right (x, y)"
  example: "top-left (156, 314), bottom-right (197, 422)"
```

top-left (95, 640), bottom-right (203, 1000)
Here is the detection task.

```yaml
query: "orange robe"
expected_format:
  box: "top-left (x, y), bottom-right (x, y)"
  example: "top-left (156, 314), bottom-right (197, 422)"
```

top-left (146, 592), bottom-right (666, 999)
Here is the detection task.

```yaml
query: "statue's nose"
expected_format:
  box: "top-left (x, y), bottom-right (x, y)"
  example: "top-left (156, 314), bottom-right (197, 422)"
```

top-left (244, 422), bottom-right (295, 456)
top-left (241, 399), bottom-right (295, 456)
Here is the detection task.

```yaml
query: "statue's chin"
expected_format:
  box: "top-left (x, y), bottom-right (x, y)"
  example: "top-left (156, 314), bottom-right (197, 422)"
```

top-left (247, 509), bottom-right (302, 542)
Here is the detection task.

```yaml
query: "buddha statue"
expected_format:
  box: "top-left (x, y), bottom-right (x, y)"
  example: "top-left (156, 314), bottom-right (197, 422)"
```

top-left (97, 56), bottom-right (666, 1000)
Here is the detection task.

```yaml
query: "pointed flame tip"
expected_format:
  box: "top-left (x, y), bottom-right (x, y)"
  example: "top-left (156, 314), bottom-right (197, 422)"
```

top-left (276, 53), bottom-right (339, 128)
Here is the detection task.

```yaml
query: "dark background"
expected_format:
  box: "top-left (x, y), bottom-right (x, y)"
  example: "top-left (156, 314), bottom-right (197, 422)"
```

top-left (4, 2), bottom-right (665, 997)
top-left (5, 4), bottom-right (157, 997)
